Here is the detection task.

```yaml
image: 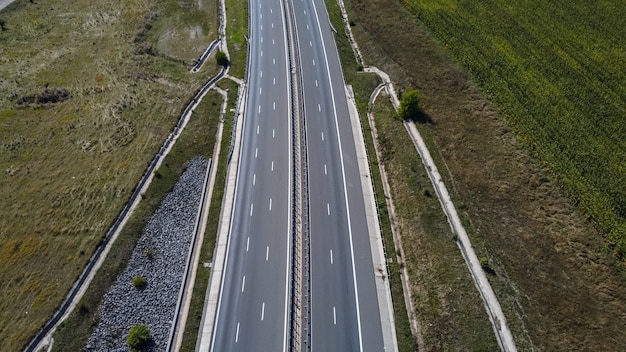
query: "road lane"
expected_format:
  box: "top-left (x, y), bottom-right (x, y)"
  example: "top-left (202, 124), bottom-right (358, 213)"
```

top-left (209, 0), bottom-right (292, 350)
top-left (291, 0), bottom-right (385, 350)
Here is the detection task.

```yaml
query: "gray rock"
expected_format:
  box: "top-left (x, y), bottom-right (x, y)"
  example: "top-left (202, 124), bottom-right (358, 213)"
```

top-left (85, 156), bottom-right (208, 351)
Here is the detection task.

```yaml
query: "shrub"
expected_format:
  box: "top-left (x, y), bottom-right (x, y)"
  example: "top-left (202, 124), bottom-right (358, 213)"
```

top-left (127, 324), bottom-right (150, 349)
top-left (479, 257), bottom-right (495, 274)
top-left (215, 51), bottom-right (229, 67)
top-left (132, 276), bottom-right (147, 289)
top-left (398, 89), bottom-right (422, 121)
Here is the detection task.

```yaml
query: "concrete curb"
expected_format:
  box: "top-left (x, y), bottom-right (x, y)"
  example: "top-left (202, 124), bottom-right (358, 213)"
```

top-left (195, 72), bottom-right (248, 352)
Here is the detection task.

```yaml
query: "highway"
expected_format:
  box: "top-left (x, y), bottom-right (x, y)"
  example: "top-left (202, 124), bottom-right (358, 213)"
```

top-left (209, 0), bottom-right (292, 350)
top-left (209, 0), bottom-right (387, 350)
top-left (291, 0), bottom-right (385, 350)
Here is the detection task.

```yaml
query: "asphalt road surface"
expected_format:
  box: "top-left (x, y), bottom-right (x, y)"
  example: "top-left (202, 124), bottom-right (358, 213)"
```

top-left (210, 0), bottom-right (386, 350)
top-left (291, 0), bottom-right (385, 350)
top-left (209, 0), bottom-right (292, 350)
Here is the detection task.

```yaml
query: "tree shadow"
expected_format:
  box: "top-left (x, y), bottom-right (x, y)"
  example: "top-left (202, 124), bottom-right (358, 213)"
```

top-left (140, 340), bottom-right (157, 352)
top-left (405, 110), bottom-right (435, 124)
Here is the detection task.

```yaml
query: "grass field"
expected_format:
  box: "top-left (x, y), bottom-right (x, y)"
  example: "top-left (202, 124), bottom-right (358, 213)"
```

top-left (402, 0), bottom-right (626, 257)
top-left (342, 0), bottom-right (626, 350)
top-left (0, 0), bottom-right (218, 350)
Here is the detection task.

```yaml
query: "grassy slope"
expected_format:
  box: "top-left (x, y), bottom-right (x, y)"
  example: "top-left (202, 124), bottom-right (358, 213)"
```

top-left (0, 0), bottom-right (217, 350)
top-left (343, 0), bottom-right (626, 350)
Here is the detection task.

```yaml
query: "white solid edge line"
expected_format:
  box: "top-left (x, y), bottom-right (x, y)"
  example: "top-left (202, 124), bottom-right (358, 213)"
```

top-left (278, 1), bottom-right (292, 351)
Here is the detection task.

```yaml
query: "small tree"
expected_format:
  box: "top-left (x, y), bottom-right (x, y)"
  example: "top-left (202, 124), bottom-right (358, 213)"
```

top-left (398, 89), bottom-right (422, 120)
top-left (215, 51), bottom-right (229, 67)
top-left (127, 324), bottom-right (150, 349)
top-left (0, 19), bottom-right (6, 31)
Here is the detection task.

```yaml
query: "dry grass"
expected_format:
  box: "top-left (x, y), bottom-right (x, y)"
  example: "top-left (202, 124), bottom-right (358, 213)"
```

top-left (341, 0), bottom-right (626, 350)
top-left (0, 0), bottom-right (218, 350)
top-left (372, 96), bottom-right (500, 351)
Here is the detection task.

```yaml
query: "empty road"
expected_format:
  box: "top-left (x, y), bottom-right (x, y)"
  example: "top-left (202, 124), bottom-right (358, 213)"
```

top-left (209, 0), bottom-right (292, 350)
top-left (208, 0), bottom-right (389, 350)
top-left (291, 0), bottom-right (385, 350)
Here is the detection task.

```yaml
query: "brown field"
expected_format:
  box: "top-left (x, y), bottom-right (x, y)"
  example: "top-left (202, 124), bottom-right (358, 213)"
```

top-left (338, 0), bottom-right (626, 350)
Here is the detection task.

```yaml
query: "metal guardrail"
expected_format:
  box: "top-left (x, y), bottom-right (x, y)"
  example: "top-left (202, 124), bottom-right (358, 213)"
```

top-left (281, 0), bottom-right (309, 350)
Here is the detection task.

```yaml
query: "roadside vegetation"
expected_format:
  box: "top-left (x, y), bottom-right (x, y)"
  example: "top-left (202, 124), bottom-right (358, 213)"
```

top-left (341, 0), bottom-right (626, 350)
top-left (0, 0), bottom-right (218, 350)
top-left (179, 0), bottom-right (249, 346)
top-left (127, 323), bottom-right (151, 350)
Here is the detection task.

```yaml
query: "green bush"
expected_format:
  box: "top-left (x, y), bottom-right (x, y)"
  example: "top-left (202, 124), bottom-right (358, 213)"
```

top-left (398, 89), bottom-right (422, 121)
top-left (215, 51), bottom-right (229, 67)
top-left (127, 324), bottom-right (150, 349)
top-left (479, 257), bottom-right (495, 274)
top-left (132, 276), bottom-right (147, 289)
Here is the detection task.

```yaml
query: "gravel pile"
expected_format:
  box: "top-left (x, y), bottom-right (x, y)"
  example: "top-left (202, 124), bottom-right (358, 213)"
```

top-left (85, 156), bottom-right (209, 351)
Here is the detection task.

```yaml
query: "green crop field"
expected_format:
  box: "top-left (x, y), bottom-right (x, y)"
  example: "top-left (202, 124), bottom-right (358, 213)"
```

top-left (0, 0), bottom-right (218, 350)
top-left (402, 0), bottom-right (626, 256)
